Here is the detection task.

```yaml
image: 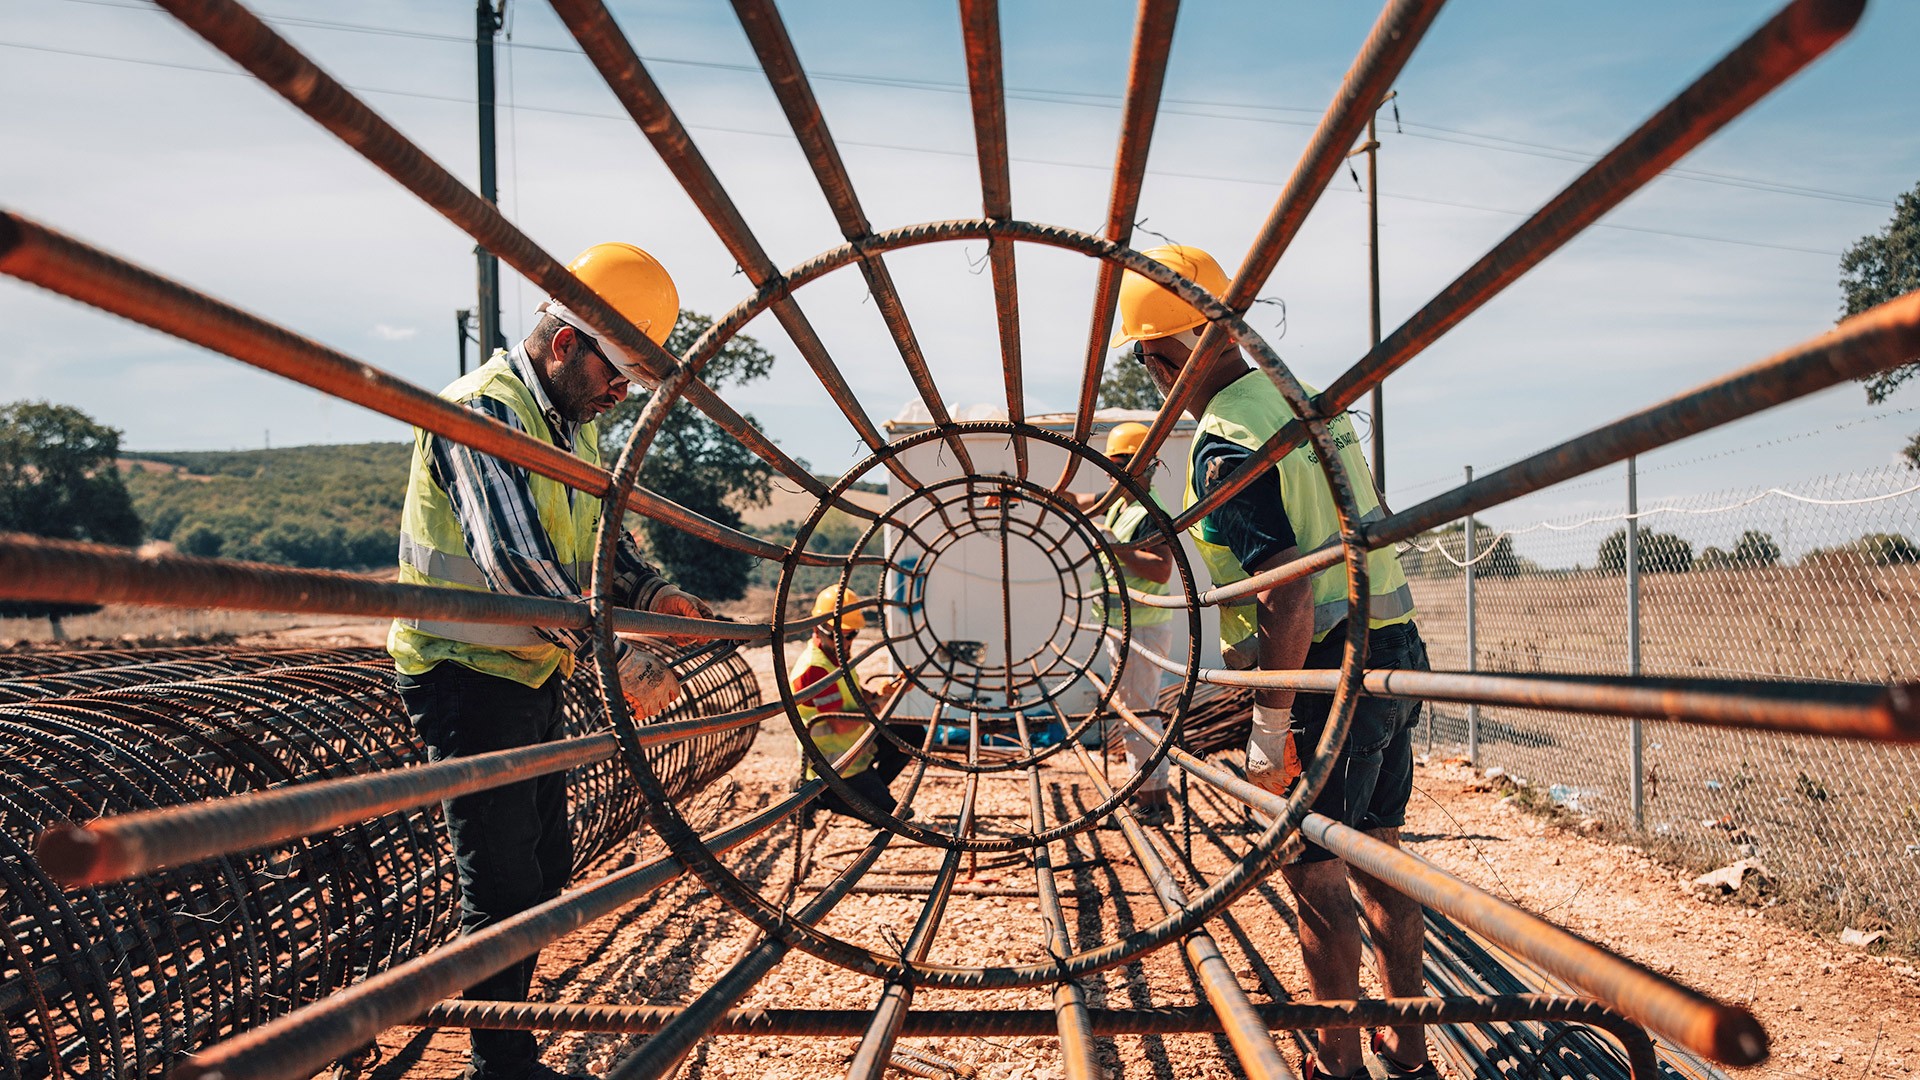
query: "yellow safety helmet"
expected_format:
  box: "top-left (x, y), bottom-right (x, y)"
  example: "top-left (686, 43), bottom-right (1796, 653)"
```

top-left (812, 585), bottom-right (866, 632)
top-left (1109, 244), bottom-right (1230, 349)
top-left (1103, 421), bottom-right (1150, 459)
top-left (537, 242), bottom-right (679, 382)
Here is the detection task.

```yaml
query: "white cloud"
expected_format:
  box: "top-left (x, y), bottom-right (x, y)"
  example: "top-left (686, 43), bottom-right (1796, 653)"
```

top-left (372, 324), bottom-right (418, 342)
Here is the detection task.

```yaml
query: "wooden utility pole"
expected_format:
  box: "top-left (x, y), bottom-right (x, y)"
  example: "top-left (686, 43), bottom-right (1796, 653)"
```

top-left (1350, 91), bottom-right (1396, 491)
top-left (474, 0), bottom-right (506, 357)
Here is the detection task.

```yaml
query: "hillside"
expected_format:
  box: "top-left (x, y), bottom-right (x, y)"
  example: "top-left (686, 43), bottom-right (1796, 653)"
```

top-left (123, 443), bottom-right (410, 569)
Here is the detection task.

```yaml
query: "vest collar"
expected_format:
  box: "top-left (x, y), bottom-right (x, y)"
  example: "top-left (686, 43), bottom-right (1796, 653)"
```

top-left (507, 342), bottom-right (579, 448)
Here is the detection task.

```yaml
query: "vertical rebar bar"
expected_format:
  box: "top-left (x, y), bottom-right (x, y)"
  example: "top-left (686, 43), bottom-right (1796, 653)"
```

top-left (1464, 464), bottom-right (1479, 768)
top-left (1626, 455), bottom-right (1644, 829)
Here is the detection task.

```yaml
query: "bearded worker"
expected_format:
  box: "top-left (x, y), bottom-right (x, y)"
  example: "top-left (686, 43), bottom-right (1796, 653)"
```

top-left (388, 242), bottom-right (709, 1080)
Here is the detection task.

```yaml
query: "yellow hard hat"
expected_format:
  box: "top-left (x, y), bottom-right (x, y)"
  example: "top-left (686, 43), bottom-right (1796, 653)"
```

top-left (1104, 422), bottom-right (1150, 458)
top-left (812, 585), bottom-right (866, 631)
top-left (1109, 244), bottom-right (1230, 349)
top-left (538, 242), bottom-right (679, 381)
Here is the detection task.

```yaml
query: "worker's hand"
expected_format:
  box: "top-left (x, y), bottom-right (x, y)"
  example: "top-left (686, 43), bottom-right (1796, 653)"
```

top-left (615, 642), bottom-right (680, 721)
top-left (1243, 702), bottom-right (1302, 795)
top-left (865, 675), bottom-right (906, 700)
top-left (649, 586), bottom-right (716, 647)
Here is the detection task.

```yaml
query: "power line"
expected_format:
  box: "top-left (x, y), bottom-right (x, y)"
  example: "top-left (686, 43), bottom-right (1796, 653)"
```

top-left (59, 0), bottom-right (1900, 210)
top-left (0, 38), bottom-right (1850, 260)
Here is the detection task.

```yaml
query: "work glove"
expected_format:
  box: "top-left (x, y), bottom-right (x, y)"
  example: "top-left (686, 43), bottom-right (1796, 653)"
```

top-left (615, 642), bottom-right (680, 722)
top-left (1244, 701), bottom-right (1303, 795)
top-left (649, 586), bottom-right (715, 648)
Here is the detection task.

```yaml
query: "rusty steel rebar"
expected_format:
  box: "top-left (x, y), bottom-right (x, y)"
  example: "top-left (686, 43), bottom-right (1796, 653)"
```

top-left (149, 0), bottom-right (871, 520)
top-left (1164, 0), bottom-right (1866, 536)
top-left (2, 642), bottom-right (756, 1080)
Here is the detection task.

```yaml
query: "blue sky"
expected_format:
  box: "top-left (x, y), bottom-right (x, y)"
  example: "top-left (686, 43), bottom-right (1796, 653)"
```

top-left (3, 0), bottom-right (1917, 541)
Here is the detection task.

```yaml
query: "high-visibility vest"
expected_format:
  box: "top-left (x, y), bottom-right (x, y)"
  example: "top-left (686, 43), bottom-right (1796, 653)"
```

top-left (1094, 494), bottom-right (1173, 628)
top-left (387, 351), bottom-right (603, 689)
top-left (1183, 371), bottom-right (1414, 669)
top-left (791, 636), bottom-right (877, 778)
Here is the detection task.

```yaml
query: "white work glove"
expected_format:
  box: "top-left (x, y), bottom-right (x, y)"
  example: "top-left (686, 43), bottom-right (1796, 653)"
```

top-left (1244, 702), bottom-right (1303, 796)
top-left (615, 642), bottom-right (680, 722)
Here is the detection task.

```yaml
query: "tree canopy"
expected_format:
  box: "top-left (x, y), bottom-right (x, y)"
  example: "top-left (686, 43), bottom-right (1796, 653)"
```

top-left (1597, 527), bottom-right (1693, 575)
top-left (599, 310), bottom-right (776, 601)
top-left (1097, 355), bottom-right (1163, 411)
top-left (1839, 180), bottom-right (1920, 464)
top-left (0, 401), bottom-right (143, 628)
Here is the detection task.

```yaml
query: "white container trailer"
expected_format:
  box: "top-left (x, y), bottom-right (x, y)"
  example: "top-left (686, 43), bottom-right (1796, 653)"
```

top-left (879, 408), bottom-right (1221, 725)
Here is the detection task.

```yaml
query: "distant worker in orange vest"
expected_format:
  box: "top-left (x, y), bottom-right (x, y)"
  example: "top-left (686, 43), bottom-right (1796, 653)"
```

top-left (1111, 243), bottom-right (1435, 1080)
top-left (1067, 421), bottom-right (1178, 825)
top-left (790, 585), bottom-right (915, 824)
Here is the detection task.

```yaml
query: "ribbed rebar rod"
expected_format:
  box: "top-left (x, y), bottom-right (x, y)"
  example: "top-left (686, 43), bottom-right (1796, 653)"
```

top-left (846, 723), bottom-right (982, 1079)
top-left (172, 781), bottom-right (820, 1080)
top-left (1116, 0), bottom-right (1446, 502)
top-left (419, 996), bottom-right (1657, 1076)
top-left (728, 0), bottom-right (977, 477)
top-left (1105, 624), bottom-right (1920, 742)
top-left (1054, 0), bottom-right (1181, 493)
top-left (150, 0), bottom-right (869, 518)
top-left (0, 210), bottom-right (848, 566)
top-left (1131, 288), bottom-right (1920, 607)
top-left (1071, 741), bottom-right (1296, 1080)
top-left (959, 0), bottom-right (1028, 478)
top-left (547, 0), bottom-right (922, 492)
top-left (607, 717), bottom-right (936, 1080)
top-left (1104, 700), bottom-right (1766, 1065)
top-left (1166, 0), bottom-right (1865, 535)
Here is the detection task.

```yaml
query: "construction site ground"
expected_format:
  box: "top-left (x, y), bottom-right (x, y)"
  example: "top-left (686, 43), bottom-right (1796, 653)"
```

top-left (10, 619), bottom-right (1915, 1079)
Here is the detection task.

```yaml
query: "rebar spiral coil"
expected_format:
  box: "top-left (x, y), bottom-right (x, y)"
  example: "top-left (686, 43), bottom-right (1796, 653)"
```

top-left (0, 641), bottom-right (758, 1079)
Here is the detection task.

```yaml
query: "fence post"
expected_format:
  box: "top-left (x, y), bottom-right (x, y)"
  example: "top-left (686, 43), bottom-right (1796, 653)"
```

top-left (1464, 465), bottom-right (1478, 768)
top-left (1626, 455), bottom-right (1644, 830)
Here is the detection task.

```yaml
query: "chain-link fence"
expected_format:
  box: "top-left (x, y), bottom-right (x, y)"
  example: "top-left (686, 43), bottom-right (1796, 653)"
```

top-left (1402, 462), bottom-right (1920, 938)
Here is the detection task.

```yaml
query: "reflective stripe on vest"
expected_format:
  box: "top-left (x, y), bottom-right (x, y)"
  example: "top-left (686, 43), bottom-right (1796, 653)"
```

top-left (1183, 371), bottom-right (1414, 666)
top-left (791, 636), bottom-right (877, 777)
top-left (1094, 496), bottom-right (1172, 628)
top-left (387, 351), bottom-right (602, 686)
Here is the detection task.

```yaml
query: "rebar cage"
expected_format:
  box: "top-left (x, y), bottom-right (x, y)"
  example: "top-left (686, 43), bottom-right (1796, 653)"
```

top-left (1, 0), bottom-right (1916, 1078)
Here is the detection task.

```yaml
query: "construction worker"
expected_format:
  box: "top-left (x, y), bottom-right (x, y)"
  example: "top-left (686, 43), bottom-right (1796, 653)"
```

top-left (388, 242), bottom-right (708, 1080)
top-left (791, 585), bottom-right (914, 822)
top-left (1067, 421), bottom-right (1178, 825)
top-left (1111, 244), bottom-right (1435, 1080)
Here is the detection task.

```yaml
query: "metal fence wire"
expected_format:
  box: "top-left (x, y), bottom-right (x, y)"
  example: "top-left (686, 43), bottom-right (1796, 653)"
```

top-left (1406, 462), bottom-right (1920, 930)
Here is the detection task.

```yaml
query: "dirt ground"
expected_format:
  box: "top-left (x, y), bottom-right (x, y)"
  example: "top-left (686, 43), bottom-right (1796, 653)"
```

top-left (322, 636), bottom-right (1920, 1080)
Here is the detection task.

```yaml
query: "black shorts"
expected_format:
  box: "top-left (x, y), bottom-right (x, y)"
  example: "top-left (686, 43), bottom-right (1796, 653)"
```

top-left (1289, 620), bottom-right (1429, 863)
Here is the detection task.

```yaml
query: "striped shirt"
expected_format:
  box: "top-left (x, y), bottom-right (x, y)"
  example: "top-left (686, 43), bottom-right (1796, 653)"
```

top-left (426, 344), bottom-right (670, 655)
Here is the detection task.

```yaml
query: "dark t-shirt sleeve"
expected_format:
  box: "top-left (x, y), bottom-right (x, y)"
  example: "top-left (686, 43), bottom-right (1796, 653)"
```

top-left (1193, 432), bottom-right (1297, 571)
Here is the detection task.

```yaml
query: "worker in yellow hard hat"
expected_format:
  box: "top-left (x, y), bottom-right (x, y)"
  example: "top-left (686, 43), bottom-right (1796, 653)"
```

top-left (1065, 422), bottom-right (1177, 825)
top-left (388, 242), bottom-right (709, 1080)
top-left (1113, 243), bottom-right (1434, 1080)
top-left (790, 586), bottom-right (915, 824)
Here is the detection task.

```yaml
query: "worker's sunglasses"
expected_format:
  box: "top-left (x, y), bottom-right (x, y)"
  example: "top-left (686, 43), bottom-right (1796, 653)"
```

top-left (564, 323), bottom-right (618, 376)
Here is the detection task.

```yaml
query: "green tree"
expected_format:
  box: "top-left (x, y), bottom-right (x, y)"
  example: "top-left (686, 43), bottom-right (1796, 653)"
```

top-left (599, 311), bottom-right (775, 601)
top-left (0, 402), bottom-right (143, 636)
top-left (1097, 355), bottom-right (1163, 410)
top-left (1597, 527), bottom-right (1693, 574)
top-left (1839, 180), bottom-right (1920, 465)
top-left (1731, 529), bottom-right (1780, 567)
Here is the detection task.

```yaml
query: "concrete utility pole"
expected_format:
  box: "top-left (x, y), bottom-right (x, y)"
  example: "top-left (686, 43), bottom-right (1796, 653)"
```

top-left (456, 308), bottom-right (475, 376)
top-left (474, 0), bottom-right (506, 357)
top-left (1349, 91), bottom-right (1396, 492)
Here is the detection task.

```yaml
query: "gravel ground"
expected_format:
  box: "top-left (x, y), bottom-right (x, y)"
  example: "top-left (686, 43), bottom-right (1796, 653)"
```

top-left (352, 643), bottom-right (1920, 1080)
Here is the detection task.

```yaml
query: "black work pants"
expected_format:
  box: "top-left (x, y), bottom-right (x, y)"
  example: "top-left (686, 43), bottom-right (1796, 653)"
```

top-left (397, 662), bottom-right (572, 1080)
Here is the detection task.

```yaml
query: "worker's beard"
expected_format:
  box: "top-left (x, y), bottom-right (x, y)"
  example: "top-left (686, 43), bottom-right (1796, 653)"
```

top-left (549, 359), bottom-right (623, 421)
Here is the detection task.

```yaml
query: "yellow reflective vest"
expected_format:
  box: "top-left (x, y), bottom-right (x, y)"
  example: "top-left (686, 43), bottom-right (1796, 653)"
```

top-left (1094, 494), bottom-right (1172, 628)
top-left (386, 352), bottom-right (602, 688)
top-left (1183, 371), bottom-right (1414, 669)
top-left (791, 636), bottom-right (878, 778)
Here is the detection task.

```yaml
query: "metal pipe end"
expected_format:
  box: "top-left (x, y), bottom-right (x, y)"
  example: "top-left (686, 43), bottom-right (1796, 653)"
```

top-left (34, 823), bottom-right (127, 888)
top-left (1883, 683), bottom-right (1920, 740)
top-left (1712, 1006), bottom-right (1771, 1066)
top-left (0, 211), bottom-right (21, 259)
top-left (1790, 0), bottom-right (1868, 41)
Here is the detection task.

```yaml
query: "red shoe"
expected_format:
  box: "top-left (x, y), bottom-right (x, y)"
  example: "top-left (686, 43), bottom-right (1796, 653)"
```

top-left (1301, 1055), bottom-right (1365, 1080)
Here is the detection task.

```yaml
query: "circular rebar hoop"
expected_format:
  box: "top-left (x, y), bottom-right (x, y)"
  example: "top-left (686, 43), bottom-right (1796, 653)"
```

top-left (588, 219), bottom-right (1374, 989)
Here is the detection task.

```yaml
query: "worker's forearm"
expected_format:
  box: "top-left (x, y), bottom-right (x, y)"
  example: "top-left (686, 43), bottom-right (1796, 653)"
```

top-left (1253, 553), bottom-right (1314, 711)
top-left (1114, 545), bottom-right (1173, 584)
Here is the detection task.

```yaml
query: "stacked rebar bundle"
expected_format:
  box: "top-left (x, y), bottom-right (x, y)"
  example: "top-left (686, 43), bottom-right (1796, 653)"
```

top-left (0, 642), bottom-right (757, 1079)
top-left (0, 0), bottom-right (1916, 1077)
